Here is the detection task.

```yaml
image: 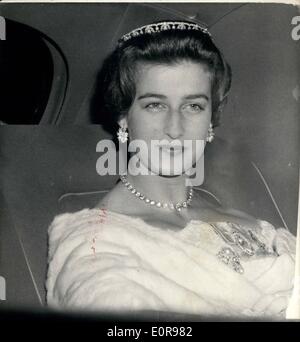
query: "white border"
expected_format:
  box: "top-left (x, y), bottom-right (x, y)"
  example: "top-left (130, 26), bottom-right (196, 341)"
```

top-left (0, 0), bottom-right (299, 6)
top-left (0, 0), bottom-right (299, 319)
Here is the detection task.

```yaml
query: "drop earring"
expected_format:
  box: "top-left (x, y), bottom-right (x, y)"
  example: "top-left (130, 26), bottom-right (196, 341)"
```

top-left (206, 123), bottom-right (215, 143)
top-left (117, 126), bottom-right (128, 143)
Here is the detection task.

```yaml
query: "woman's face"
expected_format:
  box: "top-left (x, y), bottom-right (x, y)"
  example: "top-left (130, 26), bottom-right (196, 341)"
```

top-left (120, 60), bottom-right (212, 176)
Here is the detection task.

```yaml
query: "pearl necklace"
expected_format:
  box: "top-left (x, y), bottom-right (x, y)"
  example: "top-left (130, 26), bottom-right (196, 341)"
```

top-left (120, 175), bottom-right (193, 212)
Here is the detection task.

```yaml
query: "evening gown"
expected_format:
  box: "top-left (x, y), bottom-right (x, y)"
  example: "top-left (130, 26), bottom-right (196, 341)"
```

top-left (46, 208), bottom-right (296, 318)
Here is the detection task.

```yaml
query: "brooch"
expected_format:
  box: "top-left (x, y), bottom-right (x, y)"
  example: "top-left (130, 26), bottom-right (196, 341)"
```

top-left (210, 222), bottom-right (271, 274)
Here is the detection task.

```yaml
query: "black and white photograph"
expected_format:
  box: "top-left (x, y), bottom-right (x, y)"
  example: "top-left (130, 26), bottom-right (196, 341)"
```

top-left (0, 0), bottom-right (299, 323)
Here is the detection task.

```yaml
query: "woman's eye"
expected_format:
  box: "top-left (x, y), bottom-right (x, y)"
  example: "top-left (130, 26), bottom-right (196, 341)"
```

top-left (145, 103), bottom-right (166, 112)
top-left (183, 104), bottom-right (205, 113)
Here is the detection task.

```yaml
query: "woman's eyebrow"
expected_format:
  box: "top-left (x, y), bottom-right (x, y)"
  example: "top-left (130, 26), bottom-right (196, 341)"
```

top-left (137, 93), bottom-right (210, 101)
top-left (184, 94), bottom-right (209, 101)
top-left (137, 93), bottom-right (167, 100)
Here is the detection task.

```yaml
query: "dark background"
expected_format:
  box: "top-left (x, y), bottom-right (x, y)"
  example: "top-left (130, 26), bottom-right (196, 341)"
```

top-left (0, 3), bottom-right (299, 312)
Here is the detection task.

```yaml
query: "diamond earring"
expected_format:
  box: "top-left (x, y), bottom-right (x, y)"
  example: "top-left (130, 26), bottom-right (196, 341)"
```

top-left (206, 123), bottom-right (215, 143)
top-left (117, 127), bottom-right (128, 143)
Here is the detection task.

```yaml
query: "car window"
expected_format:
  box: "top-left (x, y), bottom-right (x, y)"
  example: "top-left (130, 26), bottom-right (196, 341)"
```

top-left (0, 18), bottom-right (53, 124)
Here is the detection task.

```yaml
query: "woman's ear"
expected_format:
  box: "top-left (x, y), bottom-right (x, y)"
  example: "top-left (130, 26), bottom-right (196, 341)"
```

top-left (118, 117), bottom-right (128, 129)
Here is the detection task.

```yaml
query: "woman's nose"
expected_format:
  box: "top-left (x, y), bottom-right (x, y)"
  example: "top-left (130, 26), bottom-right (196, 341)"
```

top-left (164, 110), bottom-right (184, 139)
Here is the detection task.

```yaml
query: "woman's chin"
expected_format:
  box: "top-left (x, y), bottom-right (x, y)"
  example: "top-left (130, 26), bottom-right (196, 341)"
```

top-left (149, 165), bottom-right (192, 177)
top-left (128, 154), bottom-right (196, 177)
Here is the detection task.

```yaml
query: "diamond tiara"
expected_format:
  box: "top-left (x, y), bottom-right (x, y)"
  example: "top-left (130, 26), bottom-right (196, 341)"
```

top-left (119, 21), bottom-right (211, 44)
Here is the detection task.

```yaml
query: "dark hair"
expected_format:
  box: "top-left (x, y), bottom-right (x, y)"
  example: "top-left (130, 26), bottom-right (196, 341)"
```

top-left (91, 22), bottom-right (232, 135)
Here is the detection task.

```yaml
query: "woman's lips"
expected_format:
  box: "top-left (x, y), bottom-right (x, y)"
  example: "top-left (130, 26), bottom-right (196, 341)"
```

top-left (159, 145), bottom-right (184, 155)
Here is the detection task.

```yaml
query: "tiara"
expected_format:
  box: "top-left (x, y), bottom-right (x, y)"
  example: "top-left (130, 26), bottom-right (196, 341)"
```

top-left (119, 21), bottom-right (211, 44)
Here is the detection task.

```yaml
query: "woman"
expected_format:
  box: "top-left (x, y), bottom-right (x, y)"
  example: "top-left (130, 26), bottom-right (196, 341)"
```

top-left (46, 21), bottom-right (296, 319)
